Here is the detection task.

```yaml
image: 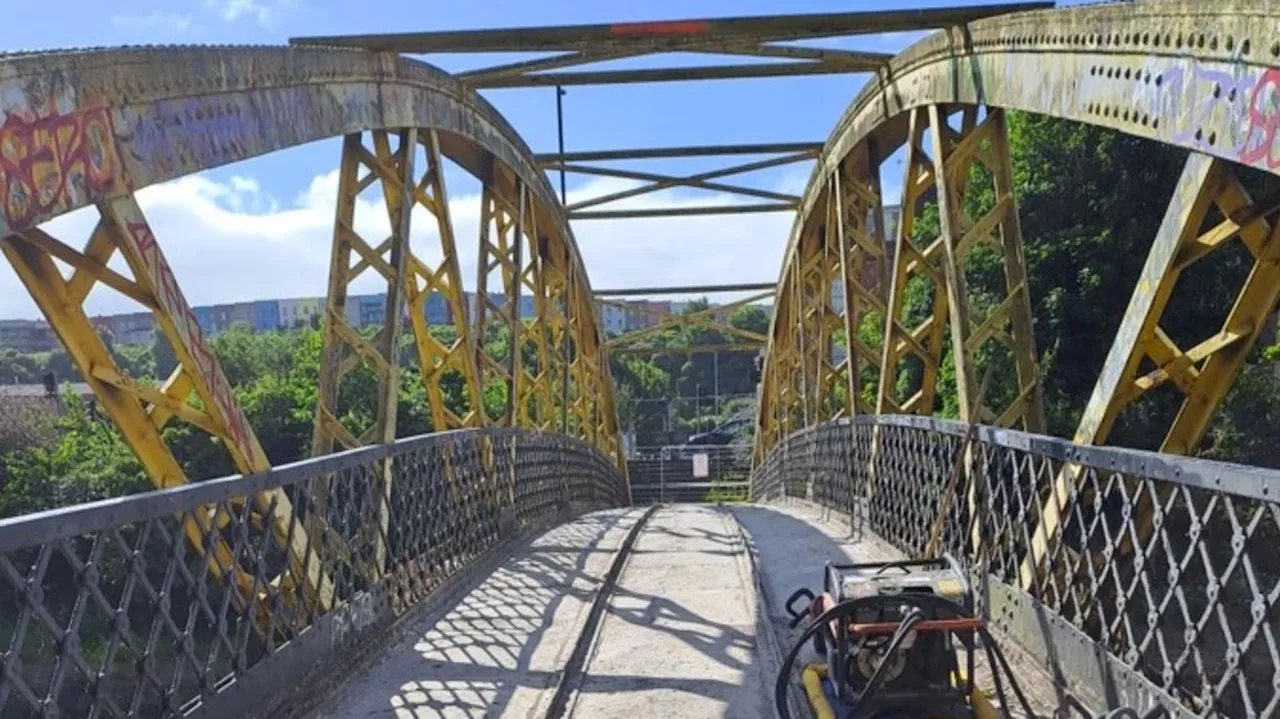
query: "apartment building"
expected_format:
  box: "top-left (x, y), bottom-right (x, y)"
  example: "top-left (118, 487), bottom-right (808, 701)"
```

top-left (0, 319), bottom-right (58, 353)
top-left (212, 303), bottom-right (255, 334)
top-left (278, 297), bottom-right (324, 329)
top-left (598, 303), bottom-right (626, 337)
top-left (253, 300), bottom-right (280, 331)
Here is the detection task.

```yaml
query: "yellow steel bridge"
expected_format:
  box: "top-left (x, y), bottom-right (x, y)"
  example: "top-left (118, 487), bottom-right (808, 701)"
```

top-left (1, 1), bottom-right (1279, 716)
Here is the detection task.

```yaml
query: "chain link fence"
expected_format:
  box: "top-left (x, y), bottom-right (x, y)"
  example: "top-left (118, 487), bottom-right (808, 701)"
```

top-left (752, 415), bottom-right (1280, 718)
top-left (627, 444), bottom-right (752, 504)
top-left (0, 429), bottom-right (627, 718)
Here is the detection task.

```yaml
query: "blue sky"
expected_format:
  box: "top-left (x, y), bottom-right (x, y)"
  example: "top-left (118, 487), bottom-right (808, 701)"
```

top-left (0, 0), bottom-right (1051, 319)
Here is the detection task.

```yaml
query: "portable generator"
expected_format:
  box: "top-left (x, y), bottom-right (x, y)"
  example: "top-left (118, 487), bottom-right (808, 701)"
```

top-left (774, 553), bottom-right (1164, 719)
top-left (779, 555), bottom-right (982, 719)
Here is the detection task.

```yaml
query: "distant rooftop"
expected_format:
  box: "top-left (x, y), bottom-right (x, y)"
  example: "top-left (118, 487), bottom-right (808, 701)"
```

top-left (0, 383), bottom-right (93, 398)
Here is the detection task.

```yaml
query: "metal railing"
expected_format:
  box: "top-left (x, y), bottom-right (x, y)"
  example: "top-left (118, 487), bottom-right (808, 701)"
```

top-left (752, 415), bottom-right (1280, 719)
top-left (628, 444), bottom-right (751, 504)
top-left (0, 429), bottom-right (627, 718)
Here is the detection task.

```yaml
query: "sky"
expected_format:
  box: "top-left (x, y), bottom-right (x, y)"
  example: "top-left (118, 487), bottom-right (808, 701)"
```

top-left (0, 0), bottom-right (1054, 320)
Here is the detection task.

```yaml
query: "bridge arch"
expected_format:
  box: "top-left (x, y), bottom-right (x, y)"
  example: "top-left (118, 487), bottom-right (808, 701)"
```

top-left (0, 46), bottom-right (623, 619)
top-left (758, 0), bottom-right (1280, 456)
top-left (754, 4), bottom-right (1280, 712)
top-left (0, 45), bottom-right (623, 474)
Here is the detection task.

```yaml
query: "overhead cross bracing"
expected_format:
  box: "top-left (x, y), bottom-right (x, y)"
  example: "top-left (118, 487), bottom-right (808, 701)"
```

top-left (290, 4), bottom-right (1052, 88)
top-left (292, 4), bottom-right (1051, 223)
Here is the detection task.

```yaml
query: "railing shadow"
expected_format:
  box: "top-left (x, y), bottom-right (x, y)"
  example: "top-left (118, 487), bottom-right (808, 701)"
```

top-left (316, 510), bottom-right (628, 718)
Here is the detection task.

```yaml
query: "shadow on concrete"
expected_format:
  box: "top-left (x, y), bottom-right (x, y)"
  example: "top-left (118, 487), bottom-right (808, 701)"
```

top-left (317, 509), bottom-right (632, 718)
top-left (730, 502), bottom-right (905, 624)
top-left (318, 503), bottom-right (912, 718)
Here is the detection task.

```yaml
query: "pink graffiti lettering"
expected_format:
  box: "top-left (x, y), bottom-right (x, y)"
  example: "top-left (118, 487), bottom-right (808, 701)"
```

top-left (1241, 70), bottom-right (1280, 168)
top-left (122, 219), bottom-right (259, 467)
top-left (0, 106), bottom-right (120, 231)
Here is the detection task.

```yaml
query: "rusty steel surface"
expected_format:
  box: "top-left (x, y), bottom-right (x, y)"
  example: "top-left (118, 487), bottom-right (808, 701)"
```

top-left (755, 2), bottom-right (1280, 632)
top-left (290, 5), bottom-right (1050, 53)
top-left (0, 47), bottom-right (584, 286)
top-left (0, 43), bottom-right (627, 466)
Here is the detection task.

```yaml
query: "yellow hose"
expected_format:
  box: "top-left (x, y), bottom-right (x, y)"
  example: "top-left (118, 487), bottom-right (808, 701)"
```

top-left (801, 663), bottom-right (837, 719)
top-left (970, 686), bottom-right (1000, 719)
top-left (802, 660), bottom-right (999, 719)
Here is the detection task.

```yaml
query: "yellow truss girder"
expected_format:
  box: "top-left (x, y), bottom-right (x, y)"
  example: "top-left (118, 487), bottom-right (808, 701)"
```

top-left (1020, 152), bottom-right (1280, 589)
top-left (756, 104), bottom-right (1042, 462)
top-left (2, 197), bottom-right (334, 623)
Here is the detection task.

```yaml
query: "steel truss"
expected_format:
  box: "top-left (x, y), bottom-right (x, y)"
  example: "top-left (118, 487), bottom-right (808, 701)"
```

top-left (758, 105), bottom-right (1042, 458)
top-left (0, 45), bottom-right (625, 628)
top-left (2, 197), bottom-right (332, 614)
top-left (752, 0), bottom-right (1280, 650)
top-left (291, 5), bottom-right (1048, 88)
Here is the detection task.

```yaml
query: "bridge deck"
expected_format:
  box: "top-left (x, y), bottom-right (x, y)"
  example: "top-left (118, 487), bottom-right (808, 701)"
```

top-left (311, 503), bottom-right (1060, 718)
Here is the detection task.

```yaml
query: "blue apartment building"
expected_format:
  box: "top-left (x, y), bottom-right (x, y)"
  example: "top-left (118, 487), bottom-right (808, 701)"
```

top-left (253, 300), bottom-right (280, 331)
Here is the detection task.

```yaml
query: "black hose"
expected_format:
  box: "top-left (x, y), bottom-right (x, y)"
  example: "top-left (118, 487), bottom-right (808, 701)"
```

top-left (771, 591), bottom-right (1141, 719)
top-left (844, 608), bottom-right (924, 717)
top-left (774, 593), bottom-right (968, 719)
top-left (977, 623), bottom-right (1039, 718)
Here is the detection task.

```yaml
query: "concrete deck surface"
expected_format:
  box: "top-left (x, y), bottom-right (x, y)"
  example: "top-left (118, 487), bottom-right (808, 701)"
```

top-left (561, 505), bottom-right (770, 717)
top-left (311, 501), bottom-right (1063, 718)
top-left (314, 507), bottom-right (646, 718)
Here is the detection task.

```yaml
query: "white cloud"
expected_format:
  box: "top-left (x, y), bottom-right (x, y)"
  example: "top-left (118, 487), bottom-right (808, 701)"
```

top-left (0, 169), bottom-right (803, 321)
top-left (110, 11), bottom-right (194, 32)
top-left (203, 0), bottom-right (280, 25)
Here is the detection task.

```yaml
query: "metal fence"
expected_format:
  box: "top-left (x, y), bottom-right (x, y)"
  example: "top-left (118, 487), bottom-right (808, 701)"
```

top-left (627, 444), bottom-right (751, 504)
top-left (752, 415), bottom-right (1280, 719)
top-left (0, 429), bottom-right (627, 718)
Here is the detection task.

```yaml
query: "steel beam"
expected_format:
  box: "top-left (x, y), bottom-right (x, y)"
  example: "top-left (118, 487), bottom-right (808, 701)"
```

top-left (594, 282), bottom-right (775, 296)
top-left (1021, 153), bottom-right (1280, 589)
top-left (289, 5), bottom-right (1052, 53)
top-left (570, 203), bottom-right (795, 220)
top-left (877, 106), bottom-right (948, 417)
top-left (466, 62), bottom-right (877, 88)
top-left (536, 142), bottom-right (822, 164)
top-left (4, 199), bottom-right (333, 620)
top-left (611, 343), bottom-right (763, 355)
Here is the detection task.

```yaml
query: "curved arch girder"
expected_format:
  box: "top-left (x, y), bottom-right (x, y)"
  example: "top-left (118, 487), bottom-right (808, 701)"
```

top-left (758, 0), bottom-right (1280, 457)
top-left (0, 47), bottom-right (624, 616)
top-left (756, 1), bottom-right (1280, 603)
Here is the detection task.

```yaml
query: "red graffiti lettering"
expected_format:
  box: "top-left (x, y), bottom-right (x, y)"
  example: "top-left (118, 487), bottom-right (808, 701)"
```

top-left (0, 107), bottom-right (120, 230)
top-left (121, 218), bottom-right (259, 467)
top-left (1241, 69), bottom-right (1280, 169)
top-left (125, 221), bottom-right (158, 273)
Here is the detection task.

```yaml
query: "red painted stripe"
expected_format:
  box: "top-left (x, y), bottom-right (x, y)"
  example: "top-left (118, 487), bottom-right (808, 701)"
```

top-left (609, 20), bottom-right (712, 37)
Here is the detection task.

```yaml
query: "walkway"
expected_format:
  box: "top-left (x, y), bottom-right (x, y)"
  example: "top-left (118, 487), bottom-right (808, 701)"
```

top-left (314, 507), bottom-right (646, 717)
top-left (310, 501), bottom-right (1060, 718)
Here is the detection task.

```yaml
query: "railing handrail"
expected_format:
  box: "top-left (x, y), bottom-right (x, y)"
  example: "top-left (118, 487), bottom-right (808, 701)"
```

top-left (783, 414), bottom-right (1280, 504)
top-left (0, 426), bottom-right (602, 553)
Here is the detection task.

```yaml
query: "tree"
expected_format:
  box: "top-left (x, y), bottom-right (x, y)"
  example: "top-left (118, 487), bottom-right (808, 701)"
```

top-left (0, 391), bottom-right (146, 517)
top-left (729, 305), bottom-right (769, 335)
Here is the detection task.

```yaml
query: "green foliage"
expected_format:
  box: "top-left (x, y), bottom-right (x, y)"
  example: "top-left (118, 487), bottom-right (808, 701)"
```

top-left (0, 349), bottom-right (43, 384)
top-left (729, 304), bottom-right (769, 335)
top-left (0, 392), bottom-right (146, 516)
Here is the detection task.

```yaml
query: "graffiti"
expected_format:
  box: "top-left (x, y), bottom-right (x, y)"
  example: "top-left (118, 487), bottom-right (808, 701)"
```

top-left (126, 97), bottom-right (266, 172)
top-left (1128, 58), bottom-right (1258, 156)
top-left (119, 212), bottom-right (260, 467)
top-left (0, 103), bottom-right (121, 232)
top-left (122, 87), bottom-right (338, 174)
top-left (1117, 58), bottom-right (1280, 170)
top-left (330, 593), bottom-right (379, 650)
top-left (1241, 70), bottom-right (1280, 169)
